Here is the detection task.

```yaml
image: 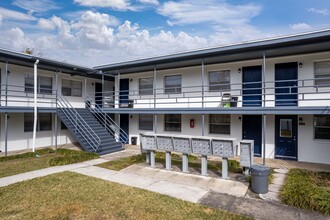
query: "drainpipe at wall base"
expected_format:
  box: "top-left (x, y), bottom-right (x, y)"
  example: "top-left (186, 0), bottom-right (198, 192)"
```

top-left (32, 59), bottom-right (39, 153)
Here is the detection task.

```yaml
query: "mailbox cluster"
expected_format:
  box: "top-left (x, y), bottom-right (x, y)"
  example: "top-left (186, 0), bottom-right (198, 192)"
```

top-left (140, 133), bottom-right (237, 178)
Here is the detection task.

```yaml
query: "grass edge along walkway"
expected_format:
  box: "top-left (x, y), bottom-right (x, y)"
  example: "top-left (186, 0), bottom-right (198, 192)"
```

top-left (0, 148), bottom-right (99, 178)
top-left (0, 171), bottom-right (251, 220)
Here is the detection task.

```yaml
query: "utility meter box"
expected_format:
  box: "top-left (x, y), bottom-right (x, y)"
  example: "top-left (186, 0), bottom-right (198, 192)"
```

top-left (140, 133), bottom-right (157, 150)
top-left (211, 138), bottom-right (236, 158)
top-left (240, 140), bottom-right (254, 167)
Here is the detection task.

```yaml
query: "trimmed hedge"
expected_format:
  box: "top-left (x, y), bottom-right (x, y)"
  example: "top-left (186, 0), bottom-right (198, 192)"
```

top-left (280, 169), bottom-right (330, 215)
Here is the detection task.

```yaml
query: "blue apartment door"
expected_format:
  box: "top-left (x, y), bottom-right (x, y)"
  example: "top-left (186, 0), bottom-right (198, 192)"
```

top-left (275, 115), bottom-right (298, 160)
top-left (275, 62), bottom-right (298, 106)
top-left (120, 114), bottom-right (129, 144)
top-left (95, 82), bottom-right (103, 107)
top-left (120, 79), bottom-right (129, 107)
top-left (242, 115), bottom-right (262, 156)
top-left (242, 66), bottom-right (262, 107)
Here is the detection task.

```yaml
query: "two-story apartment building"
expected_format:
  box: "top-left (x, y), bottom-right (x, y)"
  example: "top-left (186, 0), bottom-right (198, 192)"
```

top-left (96, 30), bottom-right (330, 165)
top-left (0, 29), bottom-right (329, 164)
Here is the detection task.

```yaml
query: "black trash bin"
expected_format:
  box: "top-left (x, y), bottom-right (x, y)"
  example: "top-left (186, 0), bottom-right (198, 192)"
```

top-left (250, 165), bottom-right (270, 194)
top-left (131, 137), bottom-right (137, 145)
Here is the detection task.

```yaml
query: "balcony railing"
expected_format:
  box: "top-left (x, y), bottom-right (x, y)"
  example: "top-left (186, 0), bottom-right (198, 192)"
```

top-left (93, 77), bottom-right (330, 109)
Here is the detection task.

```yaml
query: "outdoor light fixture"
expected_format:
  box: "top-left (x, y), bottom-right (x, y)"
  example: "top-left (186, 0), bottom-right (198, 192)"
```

top-left (238, 116), bottom-right (242, 121)
top-left (299, 117), bottom-right (303, 122)
top-left (299, 62), bottom-right (303, 68)
top-left (7, 70), bottom-right (10, 75)
top-left (238, 68), bottom-right (241, 73)
top-left (129, 79), bottom-right (133, 82)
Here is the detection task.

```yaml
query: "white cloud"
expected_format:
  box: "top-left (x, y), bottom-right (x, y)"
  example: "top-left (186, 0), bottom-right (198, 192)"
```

top-left (157, 0), bottom-right (261, 27)
top-left (38, 18), bottom-right (56, 30)
top-left (307, 8), bottom-right (329, 16)
top-left (0, 27), bottom-right (34, 51)
top-left (0, 15), bottom-right (2, 26)
top-left (138, 0), bottom-right (159, 5)
top-left (290, 23), bottom-right (311, 31)
top-left (12, 0), bottom-right (60, 13)
top-left (0, 7), bottom-right (37, 21)
top-left (74, 0), bottom-right (133, 11)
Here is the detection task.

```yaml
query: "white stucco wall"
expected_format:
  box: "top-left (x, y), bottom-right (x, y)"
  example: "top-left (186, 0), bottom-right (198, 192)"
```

top-left (0, 113), bottom-right (76, 152)
top-left (114, 51), bottom-right (330, 109)
top-left (298, 114), bottom-right (330, 164)
top-left (0, 63), bottom-right (114, 108)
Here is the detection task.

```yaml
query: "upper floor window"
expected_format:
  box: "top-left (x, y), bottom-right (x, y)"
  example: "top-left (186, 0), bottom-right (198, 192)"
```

top-left (139, 77), bottom-right (153, 95)
top-left (314, 61), bottom-right (330, 86)
top-left (209, 114), bottom-right (230, 134)
top-left (209, 70), bottom-right (230, 91)
top-left (165, 114), bottom-right (181, 132)
top-left (62, 79), bottom-right (82, 97)
top-left (314, 115), bottom-right (330, 140)
top-left (24, 113), bottom-right (52, 132)
top-left (165, 75), bottom-right (181, 94)
top-left (25, 74), bottom-right (52, 94)
top-left (139, 114), bottom-right (154, 131)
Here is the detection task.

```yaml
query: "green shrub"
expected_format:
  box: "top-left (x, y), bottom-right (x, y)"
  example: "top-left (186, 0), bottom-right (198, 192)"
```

top-left (280, 169), bottom-right (330, 215)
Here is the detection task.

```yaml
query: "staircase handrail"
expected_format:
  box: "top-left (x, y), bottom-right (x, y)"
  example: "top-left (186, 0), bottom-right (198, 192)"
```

top-left (57, 94), bottom-right (101, 152)
top-left (85, 94), bottom-right (129, 144)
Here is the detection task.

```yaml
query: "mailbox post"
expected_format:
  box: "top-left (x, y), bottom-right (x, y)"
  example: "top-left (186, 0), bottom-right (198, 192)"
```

top-left (191, 137), bottom-right (212, 176)
top-left (211, 139), bottom-right (236, 179)
top-left (140, 133), bottom-right (157, 168)
top-left (173, 136), bottom-right (191, 173)
top-left (156, 135), bottom-right (174, 170)
top-left (240, 140), bottom-right (254, 176)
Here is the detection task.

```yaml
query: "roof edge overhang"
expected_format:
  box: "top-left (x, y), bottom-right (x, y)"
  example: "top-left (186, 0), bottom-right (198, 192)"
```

top-left (95, 29), bottom-right (330, 75)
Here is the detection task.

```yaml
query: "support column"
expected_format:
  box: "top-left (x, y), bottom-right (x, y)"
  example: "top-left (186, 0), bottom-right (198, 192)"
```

top-left (201, 59), bottom-right (205, 108)
top-left (4, 113), bottom-right (8, 156)
top-left (150, 150), bottom-right (155, 168)
top-left (4, 61), bottom-right (8, 156)
top-left (165, 151), bottom-right (172, 170)
top-left (202, 114), bottom-right (205, 136)
top-left (262, 52), bottom-right (267, 165)
top-left (117, 71), bottom-right (121, 126)
top-left (201, 155), bottom-right (208, 176)
top-left (182, 154), bottom-right (189, 173)
top-left (102, 73), bottom-right (104, 108)
top-left (263, 114), bottom-right (267, 165)
top-left (32, 59), bottom-right (39, 153)
top-left (222, 157), bottom-right (229, 179)
top-left (153, 65), bottom-right (156, 109)
top-left (55, 70), bottom-right (59, 149)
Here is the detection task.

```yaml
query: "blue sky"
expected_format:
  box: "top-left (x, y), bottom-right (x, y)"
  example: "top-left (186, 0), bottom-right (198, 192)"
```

top-left (0, 0), bottom-right (329, 66)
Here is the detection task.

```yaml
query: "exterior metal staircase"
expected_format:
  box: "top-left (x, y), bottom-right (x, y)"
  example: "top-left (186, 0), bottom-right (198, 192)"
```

top-left (57, 94), bottom-right (125, 155)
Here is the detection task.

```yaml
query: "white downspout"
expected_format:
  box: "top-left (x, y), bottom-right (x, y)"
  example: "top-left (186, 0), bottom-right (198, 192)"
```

top-left (32, 59), bottom-right (39, 153)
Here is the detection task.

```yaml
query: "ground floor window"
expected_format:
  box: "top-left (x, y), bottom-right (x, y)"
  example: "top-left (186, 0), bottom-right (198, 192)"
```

top-left (314, 115), bottom-right (330, 140)
top-left (24, 113), bottom-right (52, 132)
top-left (165, 114), bottom-right (181, 132)
top-left (209, 114), bottom-right (230, 134)
top-left (139, 114), bottom-right (154, 131)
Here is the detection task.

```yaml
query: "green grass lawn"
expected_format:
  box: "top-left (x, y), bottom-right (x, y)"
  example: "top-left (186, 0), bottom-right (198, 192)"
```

top-left (98, 152), bottom-right (242, 173)
top-left (0, 148), bottom-right (99, 178)
top-left (280, 169), bottom-right (330, 215)
top-left (0, 172), bottom-right (251, 220)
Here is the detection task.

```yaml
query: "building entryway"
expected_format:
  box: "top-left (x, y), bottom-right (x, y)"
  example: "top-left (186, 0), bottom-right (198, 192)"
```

top-left (120, 114), bottom-right (129, 144)
top-left (242, 115), bottom-right (262, 156)
top-left (119, 78), bottom-right (129, 108)
top-left (242, 66), bottom-right (262, 107)
top-left (95, 82), bottom-right (103, 107)
top-left (275, 115), bottom-right (298, 160)
top-left (275, 62), bottom-right (298, 106)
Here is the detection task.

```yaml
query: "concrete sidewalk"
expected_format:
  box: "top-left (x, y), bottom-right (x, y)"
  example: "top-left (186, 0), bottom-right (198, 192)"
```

top-left (0, 146), bottom-right (328, 220)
